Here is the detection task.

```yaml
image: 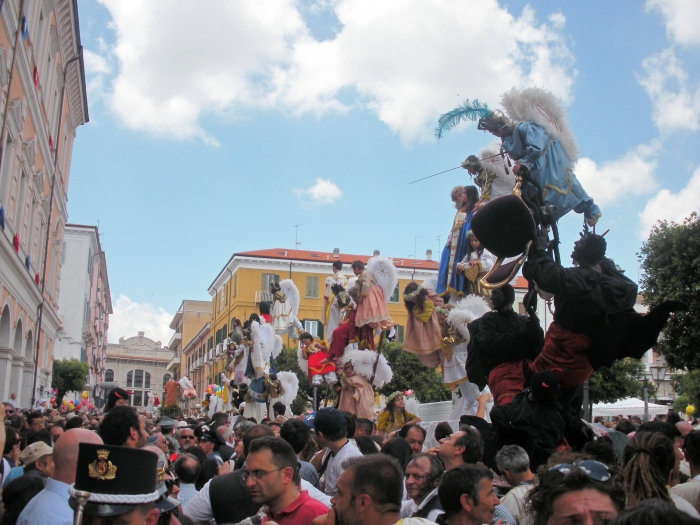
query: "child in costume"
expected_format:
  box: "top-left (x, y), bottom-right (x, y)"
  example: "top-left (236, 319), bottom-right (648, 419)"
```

top-left (401, 281), bottom-right (444, 368)
top-left (377, 392), bottom-right (420, 438)
top-left (349, 257), bottom-right (396, 349)
top-left (337, 360), bottom-right (375, 419)
top-left (298, 332), bottom-right (338, 387)
top-left (326, 288), bottom-right (358, 360)
top-left (322, 261), bottom-right (348, 337)
top-left (457, 231), bottom-right (495, 298)
top-left (270, 279), bottom-right (302, 339)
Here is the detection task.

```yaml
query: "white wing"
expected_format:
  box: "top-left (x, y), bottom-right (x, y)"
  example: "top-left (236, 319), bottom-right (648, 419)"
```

top-left (500, 86), bottom-right (578, 166)
top-left (447, 308), bottom-right (472, 341)
top-left (297, 343), bottom-right (309, 374)
top-left (421, 276), bottom-right (438, 292)
top-left (455, 295), bottom-right (492, 320)
top-left (179, 376), bottom-right (194, 391)
top-left (279, 279), bottom-right (300, 317)
top-left (366, 256), bottom-right (398, 303)
top-left (342, 349), bottom-right (393, 387)
top-left (276, 372), bottom-right (300, 407)
top-left (405, 395), bottom-right (420, 415)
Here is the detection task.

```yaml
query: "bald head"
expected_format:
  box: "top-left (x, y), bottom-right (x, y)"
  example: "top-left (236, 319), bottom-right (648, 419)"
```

top-left (53, 429), bottom-right (103, 484)
top-left (677, 421), bottom-right (694, 437)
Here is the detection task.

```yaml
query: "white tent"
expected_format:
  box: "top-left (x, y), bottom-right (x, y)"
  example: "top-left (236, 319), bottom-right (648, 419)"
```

top-left (592, 397), bottom-right (668, 418)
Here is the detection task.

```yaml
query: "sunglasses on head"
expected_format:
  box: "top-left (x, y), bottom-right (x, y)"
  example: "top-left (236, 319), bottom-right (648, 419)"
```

top-left (541, 460), bottom-right (611, 488)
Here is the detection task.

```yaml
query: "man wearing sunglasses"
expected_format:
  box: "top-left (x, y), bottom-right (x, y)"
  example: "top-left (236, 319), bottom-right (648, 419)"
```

top-left (177, 427), bottom-right (197, 451)
top-left (3, 402), bottom-right (13, 420)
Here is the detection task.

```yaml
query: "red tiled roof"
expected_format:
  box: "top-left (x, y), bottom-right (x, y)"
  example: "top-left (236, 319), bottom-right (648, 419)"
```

top-left (236, 248), bottom-right (441, 270)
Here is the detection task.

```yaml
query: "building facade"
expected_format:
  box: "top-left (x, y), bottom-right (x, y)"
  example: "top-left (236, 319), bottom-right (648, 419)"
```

top-left (54, 224), bottom-right (111, 404)
top-left (180, 322), bottom-right (209, 415)
top-left (0, 0), bottom-right (88, 407)
top-left (166, 299), bottom-right (210, 392)
top-left (105, 332), bottom-right (174, 408)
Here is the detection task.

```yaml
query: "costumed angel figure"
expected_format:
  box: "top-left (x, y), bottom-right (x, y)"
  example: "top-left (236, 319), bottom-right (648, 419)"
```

top-left (298, 332), bottom-right (337, 387)
top-left (401, 281), bottom-right (444, 368)
top-left (226, 332), bottom-right (250, 386)
top-left (435, 185), bottom-right (480, 300)
top-left (321, 261), bottom-right (349, 335)
top-left (349, 256), bottom-right (396, 347)
top-left (436, 90), bottom-right (601, 226)
top-left (337, 349), bottom-right (392, 419)
top-left (207, 385), bottom-right (225, 419)
top-left (266, 365), bottom-right (298, 419)
top-left (146, 391), bottom-right (154, 415)
top-left (456, 230), bottom-right (495, 299)
top-left (461, 142), bottom-right (516, 207)
top-left (326, 288), bottom-right (357, 362)
top-left (442, 295), bottom-right (494, 420)
top-left (178, 376), bottom-right (197, 400)
top-left (244, 319), bottom-right (284, 421)
top-left (270, 279), bottom-right (303, 339)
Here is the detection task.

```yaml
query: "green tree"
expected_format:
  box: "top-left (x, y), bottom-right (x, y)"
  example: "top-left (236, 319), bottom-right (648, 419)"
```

top-left (379, 342), bottom-right (451, 403)
top-left (587, 358), bottom-right (648, 405)
top-left (672, 371), bottom-right (700, 413)
top-left (51, 358), bottom-right (90, 408)
top-left (638, 213), bottom-right (700, 370)
top-left (160, 404), bottom-right (182, 419)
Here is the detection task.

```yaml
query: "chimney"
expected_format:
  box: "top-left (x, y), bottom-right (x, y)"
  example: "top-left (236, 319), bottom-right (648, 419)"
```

top-left (373, 250), bottom-right (380, 256)
top-left (426, 249), bottom-right (432, 261)
top-left (333, 248), bottom-right (340, 258)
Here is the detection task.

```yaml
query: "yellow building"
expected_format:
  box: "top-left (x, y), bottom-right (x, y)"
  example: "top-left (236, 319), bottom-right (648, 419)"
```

top-left (204, 248), bottom-right (440, 385)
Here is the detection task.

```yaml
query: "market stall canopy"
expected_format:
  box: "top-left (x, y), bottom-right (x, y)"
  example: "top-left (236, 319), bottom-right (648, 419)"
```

top-left (592, 397), bottom-right (668, 418)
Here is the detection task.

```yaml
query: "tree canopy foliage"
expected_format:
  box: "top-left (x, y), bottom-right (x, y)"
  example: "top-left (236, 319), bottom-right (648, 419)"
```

top-left (638, 213), bottom-right (700, 370)
top-left (51, 358), bottom-right (90, 407)
top-left (378, 342), bottom-right (451, 403)
top-left (672, 371), bottom-right (700, 413)
top-left (588, 358), bottom-right (648, 405)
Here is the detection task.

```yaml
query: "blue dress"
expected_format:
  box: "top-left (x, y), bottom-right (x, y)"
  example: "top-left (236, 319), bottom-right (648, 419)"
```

top-left (502, 122), bottom-right (601, 225)
top-left (436, 209), bottom-right (473, 297)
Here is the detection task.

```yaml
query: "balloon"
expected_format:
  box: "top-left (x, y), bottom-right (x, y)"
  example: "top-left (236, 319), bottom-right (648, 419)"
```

top-left (81, 391), bottom-right (89, 399)
top-left (687, 405), bottom-right (696, 416)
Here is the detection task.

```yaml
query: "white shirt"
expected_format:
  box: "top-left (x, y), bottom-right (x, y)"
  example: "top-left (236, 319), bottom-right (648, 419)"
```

top-left (322, 441), bottom-right (363, 496)
top-left (400, 487), bottom-right (443, 522)
top-left (182, 477), bottom-right (329, 522)
top-left (500, 483), bottom-right (534, 525)
top-left (16, 478), bottom-right (73, 525)
top-left (670, 491), bottom-right (700, 519)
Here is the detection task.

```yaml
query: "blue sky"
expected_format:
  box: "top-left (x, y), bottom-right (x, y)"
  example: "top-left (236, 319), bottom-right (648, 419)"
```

top-left (71, 0), bottom-right (700, 343)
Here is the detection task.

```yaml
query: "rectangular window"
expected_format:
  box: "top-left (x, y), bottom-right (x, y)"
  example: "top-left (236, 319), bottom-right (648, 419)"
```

top-left (144, 372), bottom-right (151, 389)
top-left (302, 319), bottom-right (324, 339)
top-left (133, 391), bottom-right (142, 407)
top-left (134, 370), bottom-right (143, 388)
top-left (261, 273), bottom-right (279, 291)
top-left (396, 325), bottom-right (405, 343)
top-left (389, 284), bottom-right (400, 303)
top-left (305, 276), bottom-right (319, 298)
top-left (233, 274), bottom-right (237, 297)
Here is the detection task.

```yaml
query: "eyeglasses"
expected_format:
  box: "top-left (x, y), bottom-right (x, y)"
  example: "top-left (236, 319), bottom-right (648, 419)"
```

top-left (180, 435), bottom-right (196, 440)
top-left (542, 460), bottom-right (611, 488)
top-left (241, 467), bottom-right (286, 482)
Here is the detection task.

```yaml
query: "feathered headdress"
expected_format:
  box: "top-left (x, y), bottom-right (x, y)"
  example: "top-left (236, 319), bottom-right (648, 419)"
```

top-left (447, 295), bottom-right (492, 341)
top-left (366, 256), bottom-right (398, 304)
top-left (279, 279), bottom-right (300, 316)
top-left (435, 99), bottom-right (491, 139)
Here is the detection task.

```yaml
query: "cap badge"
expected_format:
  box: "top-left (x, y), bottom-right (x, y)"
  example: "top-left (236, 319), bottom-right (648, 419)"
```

top-left (88, 449), bottom-right (117, 480)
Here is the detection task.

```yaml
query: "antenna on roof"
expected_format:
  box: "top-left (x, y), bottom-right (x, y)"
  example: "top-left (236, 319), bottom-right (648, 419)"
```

top-left (293, 224), bottom-right (303, 249)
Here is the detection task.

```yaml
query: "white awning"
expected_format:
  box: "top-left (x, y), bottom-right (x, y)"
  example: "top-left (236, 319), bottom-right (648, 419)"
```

top-left (592, 397), bottom-right (668, 417)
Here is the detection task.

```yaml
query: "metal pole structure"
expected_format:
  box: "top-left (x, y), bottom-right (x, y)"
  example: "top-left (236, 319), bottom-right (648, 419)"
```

top-left (313, 386), bottom-right (318, 411)
top-left (31, 51), bottom-right (83, 408)
top-left (643, 377), bottom-right (649, 423)
top-left (582, 380), bottom-right (590, 422)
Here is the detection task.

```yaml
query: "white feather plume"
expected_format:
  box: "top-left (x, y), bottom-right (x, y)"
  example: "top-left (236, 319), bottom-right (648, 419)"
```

top-left (279, 279), bottom-right (300, 317)
top-left (422, 276), bottom-right (438, 292)
top-left (252, 321), bottom-right (283, 363)
top-left (447, 308), bottom-right (473, 341)
top-left (455, 295), bottom-right (492, 320)
top-left (296, 344), bottom-right (309, 374)
top-left (500, 86), bottom-right (579, 166)
top-left (276, 372), bottom-right (300, 407)
top-left (342, 349), bottom-right (393, 387)
top-left (405, 395), bottom-right (420, 415)
top-left (477, 141), bottom-right (517, 199)
top-left (179, 376), bottom-right (194, 391)
top-left (366, 256), bottom-right (398, 303)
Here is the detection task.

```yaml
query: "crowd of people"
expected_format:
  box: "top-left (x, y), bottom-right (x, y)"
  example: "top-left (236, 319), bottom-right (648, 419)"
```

top-left (4, 385), bottom-right (700, 525)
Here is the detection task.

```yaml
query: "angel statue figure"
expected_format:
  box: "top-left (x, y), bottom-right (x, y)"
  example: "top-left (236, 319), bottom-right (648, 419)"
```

top-left (436, 89), bottom-right (601, 227)
top-left (270, 279), bottom-right (303, 339)
top-left (461, 142), bottom-right (517, 208)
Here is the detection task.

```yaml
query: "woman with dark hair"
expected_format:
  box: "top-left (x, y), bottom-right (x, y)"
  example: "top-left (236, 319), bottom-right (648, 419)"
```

top-left (1, 476), bottom-right (45, 525)
top-left (527, 461), bottom-right (625, 525)
top-left (612, 498), bottom-right (700, 525)
top-left (623, 432), bottom-right (700, 517)
top-left (380, 437), bottom-right (413, 473)
top-left (402, 281), bottom-right (444, 368)
top-left (354, 435), bottom-right (379, 456)
top-left (376, 392), bottom-right (420, 438)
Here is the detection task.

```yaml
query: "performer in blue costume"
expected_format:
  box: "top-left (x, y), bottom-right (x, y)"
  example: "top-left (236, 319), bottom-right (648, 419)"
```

top-left (436, 185), bottom-right (479, 299)
top-left (478, 111), bottom-right (601, 226)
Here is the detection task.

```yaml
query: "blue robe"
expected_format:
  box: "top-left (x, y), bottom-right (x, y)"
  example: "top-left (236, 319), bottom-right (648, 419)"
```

top-left (502, 122), bottom-right (601, 225)
top-left (436, 209), bottom-right (473, 297)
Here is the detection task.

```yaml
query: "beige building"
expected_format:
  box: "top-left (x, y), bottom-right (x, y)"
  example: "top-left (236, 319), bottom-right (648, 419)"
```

top-left (0, 0), bottom-right (88, 407)
top-left (166, 299), bottom-right (210, 389)
top-left (105, 332), bottom-right (174, 408)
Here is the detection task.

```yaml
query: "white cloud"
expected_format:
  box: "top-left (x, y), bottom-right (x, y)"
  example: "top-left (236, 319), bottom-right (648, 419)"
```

top-left (83, 49), bottom-right (111, 74)
top-left (638, 166), bottom-right (700, 238)
top-left (638, 48), bottom-right (700, 133)
top-left (647, 0), bottom-right (700, 46)
top-left (293, 178), bottom-right (342, 205)
top-left (575, 143), bottom-right (659, 207)
top-left (108, 294), bottom-right (174, 345)
top-left (94, 0), bottom-right (575, 143)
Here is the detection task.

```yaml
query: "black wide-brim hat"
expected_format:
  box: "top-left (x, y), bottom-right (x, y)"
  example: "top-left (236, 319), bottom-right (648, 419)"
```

top-left (69, 443), bottom-right (159, 517)
top-left (471, 194), bottom-right (536, 258)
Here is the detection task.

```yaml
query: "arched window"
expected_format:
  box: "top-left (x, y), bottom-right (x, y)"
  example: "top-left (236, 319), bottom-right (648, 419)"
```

top-left (134, 370), bottom-right (143, 388)
top-left (163, 374), bottom-right (171, 387)
top-left (104, 369), bottom-right (114, 382)
top-left (144, 372), bottom-right (151, 389)
top-left (126, 371), bottom-right (133, 387)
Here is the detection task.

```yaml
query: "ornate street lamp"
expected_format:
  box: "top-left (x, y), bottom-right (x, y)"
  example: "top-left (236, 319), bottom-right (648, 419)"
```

top-left (650, 365), bottom-right (667, 400)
